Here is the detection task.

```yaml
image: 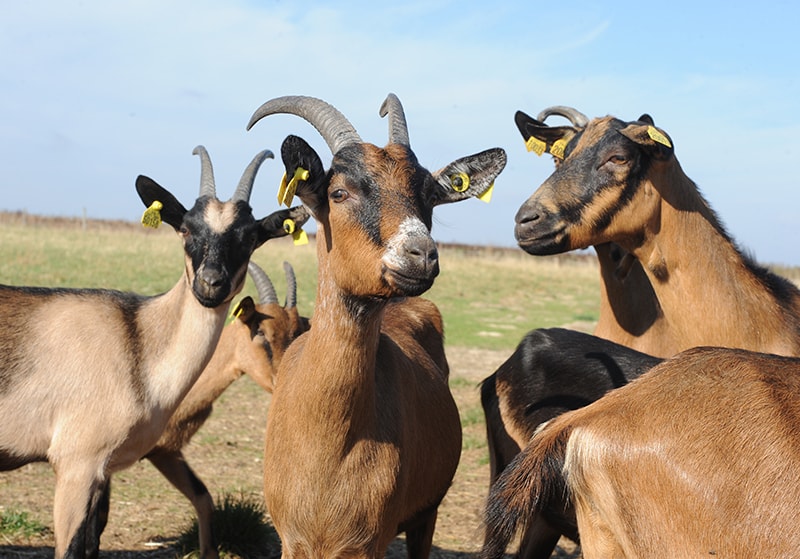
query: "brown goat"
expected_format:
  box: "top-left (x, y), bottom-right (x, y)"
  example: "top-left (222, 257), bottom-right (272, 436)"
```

top-left (0, 147), bottom-right (308, 559)
top-left (482, 346), bottom-right (800, 558)
top-left (513, 108), bottom-right (800, 356)
top-left (247, 94), bottom-right (507, 558)
top-left (91, 261), bottom-right (309, 559)
top-left (481, 107), bottom-right (800, 558)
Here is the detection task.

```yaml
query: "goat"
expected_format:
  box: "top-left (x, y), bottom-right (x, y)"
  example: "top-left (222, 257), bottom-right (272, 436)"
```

top-left (90, 261), bottom-right (309, 559)
top-left (0, 146), bottom-right (309, 559)
top-left (513, 107), bottom-right (800, 357)
top-left (480, 107), bottom-right (800, 558)
top-left (246, 93), bottom-right (507, 558)
top-left (480, 329), bottom-right (662, 559)
top-left (482, 346), bottom-right (800, 558)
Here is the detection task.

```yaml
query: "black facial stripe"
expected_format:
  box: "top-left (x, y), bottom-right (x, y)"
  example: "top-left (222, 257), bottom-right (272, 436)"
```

top-left (332, 149), bottom-right (384, 247)
top-left (331, 145), bottom-right (434, 248)
top-left (558, 121), bottom-right (652, 235)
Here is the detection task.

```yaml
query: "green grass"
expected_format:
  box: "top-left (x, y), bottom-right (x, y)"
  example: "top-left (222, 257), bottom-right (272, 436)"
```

top-left (0, 219), bottom-right (601, 352)
top-left (0, 509), bottom-right (50, 541)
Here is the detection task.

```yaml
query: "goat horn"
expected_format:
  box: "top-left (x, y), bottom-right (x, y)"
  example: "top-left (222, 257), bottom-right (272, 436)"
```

top-left (379, 93), bottom-right (410, 146)
top-left (282, 261), bottom-right (297, 309)
top-left (536, 106), bottom-right (589, 128)
top-left (192, 145), bottom-right (217, 199)
top-left (247, 261), bottom-right (279, 305)
top-left (247, 95), bottom-right (362, 155)
top-left (232, 149), bottom-right (274, 203)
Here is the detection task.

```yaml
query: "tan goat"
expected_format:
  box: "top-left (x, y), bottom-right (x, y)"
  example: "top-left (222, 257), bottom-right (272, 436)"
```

top-left (247, 94), bottom-right (507, 559)
top-left (482, 346), bottom-right (800, 559)
top-left (91, 261), bottom-right (309, 559)
top-left (0, 147), bottom-right (308, 559)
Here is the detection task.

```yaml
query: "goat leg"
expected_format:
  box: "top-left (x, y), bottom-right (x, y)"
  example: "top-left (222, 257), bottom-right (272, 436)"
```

top-left (147, 449), bottom-right (219, 559)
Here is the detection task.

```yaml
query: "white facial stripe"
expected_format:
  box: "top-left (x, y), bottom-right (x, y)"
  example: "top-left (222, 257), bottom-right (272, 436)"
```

top-left (382, 216), bottom-right (430, 268)
top-left (204, 200), bottom-right (238, 233)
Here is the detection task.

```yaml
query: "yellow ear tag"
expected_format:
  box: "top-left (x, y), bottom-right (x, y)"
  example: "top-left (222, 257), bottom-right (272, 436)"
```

top-left (525, 136), bottom-right (547, 156)
top-left (477, 182), bottom-right (494, 204)
top-left (647, 126), bottom-right (672, 148)
top-left (277, 172), bottom-right (290, 206)
top-left (283, 218), bottom-right (309, 246)
top-left (549, 139), bottom-right (567, 160)
top-left (450, 172), bottom-right (470, 193)
top-left (141, 201), bottom-right (163, 229)
top-left (231, 300), bottom-right (245, 319)
top-left (278, 167), bottom-right (310, 207)
top-left (292, 229), bottom-right (309, 246)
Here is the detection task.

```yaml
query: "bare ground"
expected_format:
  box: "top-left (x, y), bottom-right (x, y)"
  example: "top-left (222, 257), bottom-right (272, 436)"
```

top-left (0, 346), bottom-right (579, 559)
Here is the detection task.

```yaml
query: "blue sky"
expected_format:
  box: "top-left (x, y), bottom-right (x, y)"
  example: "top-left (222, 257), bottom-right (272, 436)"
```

top-left (1, 1), bottom-right (798, 265)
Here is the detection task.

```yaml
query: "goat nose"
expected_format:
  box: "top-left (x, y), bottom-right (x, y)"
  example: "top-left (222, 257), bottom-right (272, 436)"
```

top-left (198, 267), bottom-right (225, 288)
top-left (515, 203), bottom-right (541, 225)
top-left (405, 237), bottom-right (439, 271)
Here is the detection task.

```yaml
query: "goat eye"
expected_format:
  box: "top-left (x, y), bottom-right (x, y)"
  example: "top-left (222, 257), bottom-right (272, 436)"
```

top-left (330, 189), bottom-right (349, 203)
top-left (608, 154), bottom-right (628, 165)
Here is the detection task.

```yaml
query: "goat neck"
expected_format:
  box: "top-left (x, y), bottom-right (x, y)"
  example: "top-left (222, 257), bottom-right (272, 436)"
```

top-left (513, 111), bottom-right (800, 357)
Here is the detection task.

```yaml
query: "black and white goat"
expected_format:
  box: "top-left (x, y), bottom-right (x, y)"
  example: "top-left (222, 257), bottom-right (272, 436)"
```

top-left (0, 146), bottom-right (308, 559)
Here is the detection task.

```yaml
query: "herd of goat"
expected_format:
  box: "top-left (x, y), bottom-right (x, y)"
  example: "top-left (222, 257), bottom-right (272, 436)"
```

top-left (0, 93), bottom-right (798, 559)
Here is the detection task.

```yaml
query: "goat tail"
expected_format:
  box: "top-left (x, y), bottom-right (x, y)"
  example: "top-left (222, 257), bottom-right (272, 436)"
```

top-left (480, 421), bottom-right (573, 559)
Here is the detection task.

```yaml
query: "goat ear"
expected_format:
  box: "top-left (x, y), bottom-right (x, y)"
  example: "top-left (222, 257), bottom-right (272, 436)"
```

top-left (255, 205), bottom-right (312, 248)
top-left (280, 134), bottom-right (327, 215)
top-left (135, 175), bottom-right (188, 230)
top-left (231, 296), bottom-right (257, 323)
top-left (514, 110), bottom-right (577, 159)
top-left (618, 122), bottom-right (674, 161)
top-left (429, 148), bottom-right (507, 206)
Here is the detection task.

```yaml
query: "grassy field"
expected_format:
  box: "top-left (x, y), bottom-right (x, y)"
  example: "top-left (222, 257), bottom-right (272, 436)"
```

top-left (0, 213), bottom-right (604, 352)
top-left (0, 213), bottom-right (602, 559)
top-left (6, 213), bottom-right (796, 559)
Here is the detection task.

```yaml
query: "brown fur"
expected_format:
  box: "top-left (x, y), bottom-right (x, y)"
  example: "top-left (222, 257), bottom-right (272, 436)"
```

top-left (490, 111), bottom-right (800, 558)
top-left (516, 114), bottom-right (800, 357)
top-left (519, 348), bottom-right (800, 558)
top-left (254, 95), bottom-right (505, 559)
top-left (265, 294), bottom-right (461, 559)
top-left (264, 199), bottom-right (461, 558)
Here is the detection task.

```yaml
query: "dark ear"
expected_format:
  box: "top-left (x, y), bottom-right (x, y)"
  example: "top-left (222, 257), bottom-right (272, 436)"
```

top-left (618, 122), bottom-right (674, 161)
top-left (429, 148), bottom-right (507, 206)
top-left (514, 110), bottom-right (577, 158)
top-left (280, 135), bottom-right (327, 214)
top-left (637, 114), bottom-right (655, 125)
top-left (135, 175), bottom-right (188, 230)
top-left (231, 295), bottom-right (257, 323)
top-left (255, 205), bottom-right (312, 248)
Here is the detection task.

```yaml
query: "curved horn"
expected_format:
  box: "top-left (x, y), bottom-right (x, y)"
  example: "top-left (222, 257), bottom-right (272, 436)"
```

top-left (232, 149), bottom-right (274, 203)
top-left (192, 145), bottom-right (217, 199)
top-left (379, 93), bottom-right (410, 146)
top-left (282, 261), bottom-right (297, 309)
top-left (247, 261), bottom-right (279, 305)
top-left (247, 95), bottom-right (362, 155)
top-left (536, 106), bottom-right (589, 128)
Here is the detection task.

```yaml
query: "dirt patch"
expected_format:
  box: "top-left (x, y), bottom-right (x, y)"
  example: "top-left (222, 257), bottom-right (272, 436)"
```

top-left (0, 346), bottom-right (578, 559)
